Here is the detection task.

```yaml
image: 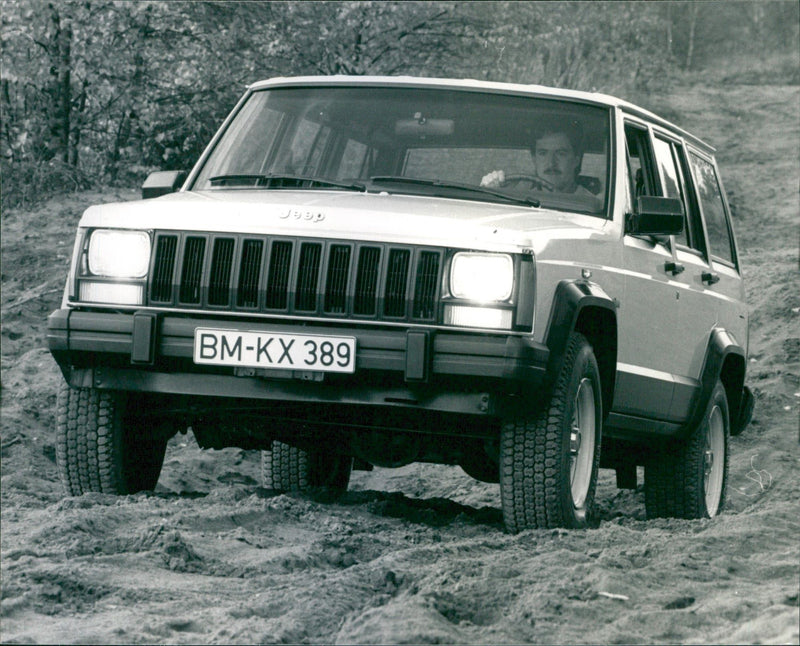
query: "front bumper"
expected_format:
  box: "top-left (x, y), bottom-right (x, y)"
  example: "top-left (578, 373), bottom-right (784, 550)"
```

top-left (48, 309), bottom-right (549, 416)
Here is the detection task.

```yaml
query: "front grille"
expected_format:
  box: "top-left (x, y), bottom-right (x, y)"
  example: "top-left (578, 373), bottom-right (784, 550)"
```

top-left (148, 232), bottom-right (444, 322)
top-left (266, 241), bottom-right (292, 310)
top-left (324, 245), bottom-right (351, 314)
top-left (354, 246), bottom-right (381, 316)
top-left (295, 242), bottom-right (322, 311)
top-left (236, 239), bottom-right (263, 308)
top-left (208, 238), bottom-right (235, 306)
top-left (150, 235), bottom-right (177, 302)
top-left (178, 236), bottom-right (206, 304)
top-left (384, 249), bottom-right (410, 317)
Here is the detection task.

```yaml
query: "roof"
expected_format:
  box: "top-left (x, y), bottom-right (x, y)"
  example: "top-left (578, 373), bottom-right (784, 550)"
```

top-left (248, 75), bottom-right (713, 152)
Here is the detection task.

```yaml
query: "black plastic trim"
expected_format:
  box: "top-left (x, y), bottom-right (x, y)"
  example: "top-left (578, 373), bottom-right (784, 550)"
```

top-left (685, 328), bottom-right (748, 437)
top-left (543, 280), bottom-right (618, 402)
top-left (604, 412), bottom-right (683, 439)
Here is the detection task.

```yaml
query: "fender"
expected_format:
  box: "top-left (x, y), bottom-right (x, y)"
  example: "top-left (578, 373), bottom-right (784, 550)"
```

top-left (543, 280), bottom-right (618, 415)
top-left (685, 327), bottom-right (750, 436)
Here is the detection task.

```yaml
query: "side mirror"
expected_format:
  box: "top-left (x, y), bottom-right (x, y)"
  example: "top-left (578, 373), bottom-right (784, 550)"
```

top-left (626, 196), bottom-right (684, 236)
top-left (142, 170), bottom-right (188, 199)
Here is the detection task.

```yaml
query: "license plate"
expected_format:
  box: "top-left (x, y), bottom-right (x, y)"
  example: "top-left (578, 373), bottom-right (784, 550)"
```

top-left (193, 328), bottom-right (356, 373)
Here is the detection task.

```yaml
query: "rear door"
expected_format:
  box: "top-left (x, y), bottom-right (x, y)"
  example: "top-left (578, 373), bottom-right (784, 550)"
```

top-left (684, 149), bottom-right (748, 355)
top-left (650, 132), bottom-right (718, 419)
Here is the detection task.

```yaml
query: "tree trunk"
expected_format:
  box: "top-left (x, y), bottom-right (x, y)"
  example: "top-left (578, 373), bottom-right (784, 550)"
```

top-left (69, 80), bottom-right (87, 167)
top-left (685, 3), bottom-right (699, 70)
top-left (57, 15), bottom-right (72, 163)
top-left (665, 3), bottom-right (673, 58)
top-left (47, 4), bottom-right (73, 164)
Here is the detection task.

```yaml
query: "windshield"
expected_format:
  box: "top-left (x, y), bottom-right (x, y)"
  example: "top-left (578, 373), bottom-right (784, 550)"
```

top-left (193, 86), bottom-right (611, 216)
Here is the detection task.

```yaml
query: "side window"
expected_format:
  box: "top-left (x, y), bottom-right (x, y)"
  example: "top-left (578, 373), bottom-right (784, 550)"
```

top-left (624, 123), bottom-right (658, 201)
top-left (688, 153), bottom-right (736, 265)
top-left (652, 136), bottom-right (682, 198)
top-left (652, 135), bottom-right (704, 252)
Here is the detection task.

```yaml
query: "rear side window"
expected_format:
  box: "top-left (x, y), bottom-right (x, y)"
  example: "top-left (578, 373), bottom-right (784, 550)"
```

top-left (652, 135), bottom-right (706, 255)
top-left (652, 136), bottom-right (685, 245)
top-left (652, 136), bottom-right (681, 198)
top-left (688, 153), bottom-right (735, 265)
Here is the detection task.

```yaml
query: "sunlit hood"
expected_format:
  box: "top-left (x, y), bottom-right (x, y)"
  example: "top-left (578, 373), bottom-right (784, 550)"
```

top-left (80, 189), bottom-right (606, 253)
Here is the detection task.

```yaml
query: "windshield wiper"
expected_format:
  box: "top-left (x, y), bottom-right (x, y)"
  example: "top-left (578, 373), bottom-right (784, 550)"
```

top-left (369, 176), bottom-right (540, 208)
top-left (209, 173), bottom-right (366, 192)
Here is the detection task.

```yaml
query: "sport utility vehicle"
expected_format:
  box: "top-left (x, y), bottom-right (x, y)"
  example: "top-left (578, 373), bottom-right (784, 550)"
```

top-left (48, 76), bottom-right (753, 531)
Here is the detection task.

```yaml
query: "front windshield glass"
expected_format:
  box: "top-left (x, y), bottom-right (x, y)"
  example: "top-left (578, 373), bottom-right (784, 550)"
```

top-left (193, 86), bottom-right (611, 216)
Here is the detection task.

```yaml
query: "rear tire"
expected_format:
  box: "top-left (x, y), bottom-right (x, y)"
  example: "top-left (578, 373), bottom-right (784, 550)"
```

top-left (55, 382), bottom-right (170, 496)
top-left (500, 332), bottom-right (603, 532)
top-left (645, 380), bottom-right (730, 519)
top-left (261, 440), bottom-right (352, 498)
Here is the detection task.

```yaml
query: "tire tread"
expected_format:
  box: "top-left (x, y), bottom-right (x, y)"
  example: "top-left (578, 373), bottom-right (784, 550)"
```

top-left (500, 332), bottom-right (601, 532)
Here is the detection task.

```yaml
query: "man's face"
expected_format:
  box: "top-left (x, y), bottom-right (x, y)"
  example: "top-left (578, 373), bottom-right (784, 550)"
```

top-left (534, 132), bottom-right (581, 192)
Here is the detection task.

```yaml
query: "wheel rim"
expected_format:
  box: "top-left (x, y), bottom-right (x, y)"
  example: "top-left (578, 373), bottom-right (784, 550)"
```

top-left (704, 405), bottom-right (725, 516)
top-left (570, 377), bottom-right (596, 508)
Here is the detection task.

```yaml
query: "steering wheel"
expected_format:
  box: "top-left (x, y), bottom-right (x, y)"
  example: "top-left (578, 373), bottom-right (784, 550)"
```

top-left (501, 174), bottom-right (555, 192)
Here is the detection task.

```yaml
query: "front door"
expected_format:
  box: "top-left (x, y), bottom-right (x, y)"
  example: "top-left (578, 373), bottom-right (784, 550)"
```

top-left (616, 122), bottom-right (688, 421)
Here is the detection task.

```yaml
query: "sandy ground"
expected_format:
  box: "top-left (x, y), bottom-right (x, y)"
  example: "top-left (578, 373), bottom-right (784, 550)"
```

top-left (1, 79), bottom-right (798, 644)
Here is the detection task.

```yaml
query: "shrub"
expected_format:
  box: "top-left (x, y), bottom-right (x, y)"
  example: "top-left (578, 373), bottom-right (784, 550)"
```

top-left (1, 159), bottom-right (94, 212)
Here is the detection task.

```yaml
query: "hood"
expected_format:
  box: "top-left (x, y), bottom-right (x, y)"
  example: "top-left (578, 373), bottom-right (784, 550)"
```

top-left (80, 189), bottom-right (607, 253)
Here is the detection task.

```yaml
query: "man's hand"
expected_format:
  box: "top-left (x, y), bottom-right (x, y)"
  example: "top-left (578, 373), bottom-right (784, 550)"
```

top-left (480, 170), bottom-right (505, 188)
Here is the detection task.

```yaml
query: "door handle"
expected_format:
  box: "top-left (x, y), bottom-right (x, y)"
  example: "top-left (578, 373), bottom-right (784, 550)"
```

top-left (702, 272), bottom-right (720, 285)
top-left (665, 261), bottom-right (685, 275)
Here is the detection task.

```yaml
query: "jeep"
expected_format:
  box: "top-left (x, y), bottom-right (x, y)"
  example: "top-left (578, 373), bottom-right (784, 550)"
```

top-left (48, 76), bottom-right (753, 531)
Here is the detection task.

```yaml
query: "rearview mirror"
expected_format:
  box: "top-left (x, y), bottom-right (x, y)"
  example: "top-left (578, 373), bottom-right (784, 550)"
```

top-left (395, 118), bottom-right (454, 137)
top-left (142, 170), bottom-right (188, 199)
top-left (626, 196), bottom-right (684, 236)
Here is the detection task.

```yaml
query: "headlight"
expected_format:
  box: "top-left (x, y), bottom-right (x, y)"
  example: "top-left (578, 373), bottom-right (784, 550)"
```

top-left (450, 252), bottom-right (514, 302)
top-left (87, 229), bottom-right (151, 278)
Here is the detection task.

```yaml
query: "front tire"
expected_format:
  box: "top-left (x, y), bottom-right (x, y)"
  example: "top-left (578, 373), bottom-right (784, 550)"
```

top-left (645, 380), bottom-right (730, 519)
top-left (500, 332), bottom-right (603, 532)
top-left (261, 440), bottom-right (352, 498)
top-left (55, 382), bottom-right (170, 496)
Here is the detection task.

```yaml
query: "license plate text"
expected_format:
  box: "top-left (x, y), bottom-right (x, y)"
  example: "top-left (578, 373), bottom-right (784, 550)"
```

top-left (193, 329), bottom-right (356, 373)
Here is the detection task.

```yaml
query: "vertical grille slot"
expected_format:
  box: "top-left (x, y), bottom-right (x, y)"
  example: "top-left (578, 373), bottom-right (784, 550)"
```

top-left (384, 248), bottom-right (410, 317)
top-left (150, 235), bottom-right (177, 302)
top-left (236, 239), bottom-right (263, 308)
top-left (324, 245), bottom-right (351, 314)
top-left (179, 236), bottom-right (206, 304)
top-left (413, 251), bottom-right (440, 319)
top-left (295, 242), bottom-right (322, 311)
top-left (208, 238), bottom-right (235, 306)
top-left (265, 240), bottom-right (293, 310)
top-left (354, 246), bottom-right (381, 315)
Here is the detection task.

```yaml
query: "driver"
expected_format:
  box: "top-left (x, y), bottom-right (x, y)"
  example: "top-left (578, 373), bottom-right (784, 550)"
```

top-left (480, 125), bottom-right (594, 197)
